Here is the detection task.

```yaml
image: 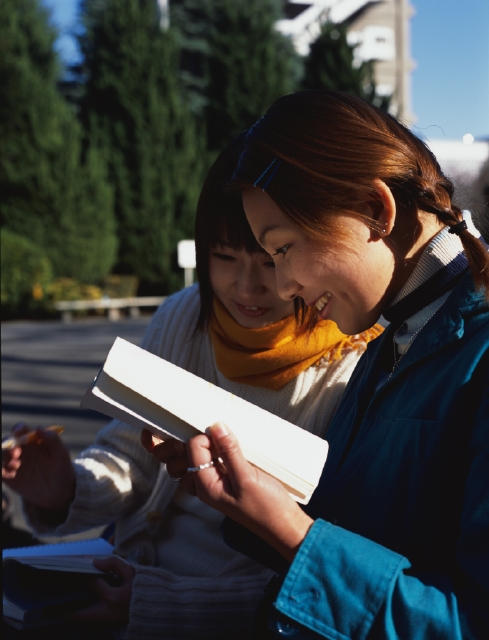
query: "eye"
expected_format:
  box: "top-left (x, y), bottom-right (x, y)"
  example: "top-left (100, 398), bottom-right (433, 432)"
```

top-left (212, 252), bottom-right (236, 262)
top-left (272, 244), bottom-right (290, 257)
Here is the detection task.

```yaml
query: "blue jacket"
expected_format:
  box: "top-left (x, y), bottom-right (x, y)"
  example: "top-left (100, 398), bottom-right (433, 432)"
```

top-left (226, 273), bottom-right (489, 639)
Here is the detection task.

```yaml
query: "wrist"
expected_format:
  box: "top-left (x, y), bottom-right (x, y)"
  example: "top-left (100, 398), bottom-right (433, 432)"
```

top-left (260, 508), bottom-right (314, 563)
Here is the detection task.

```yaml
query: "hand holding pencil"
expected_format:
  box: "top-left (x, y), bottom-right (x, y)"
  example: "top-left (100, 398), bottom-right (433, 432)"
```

top-left (2, 422), bottom-right (75, 512)
top-left (2, 425), bottom-right (65, 450)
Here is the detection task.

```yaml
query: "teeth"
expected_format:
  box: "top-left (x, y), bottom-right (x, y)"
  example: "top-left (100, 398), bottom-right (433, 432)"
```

top-left (315, 292), bottom-right (331, 311)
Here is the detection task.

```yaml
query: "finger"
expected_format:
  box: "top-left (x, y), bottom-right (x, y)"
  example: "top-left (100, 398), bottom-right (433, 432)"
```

top-left (33, 427), bottom-right (67, 453)
top-left (140, 429), bottom-right (156, 451)
top-left (12, 423), bottom-right (32, 436)
top-left (166, 456), bottom-right (189, 480)
top-left (152, 438), bottom-right (185, 461)
top-left (204, 423), bottom-right (252, 488)
top-left (181, 472), bottom-right (197, 496)
top-left (93, 555), bottom-right (135, 582)
top-left (89, 575), bottom-right (119, 602)
top-left (2, 457), bottom-right (22, 479)
top-left (187, 433), bottom-right (215, 467)
top-left (186, 430), bottom-right (235, 501)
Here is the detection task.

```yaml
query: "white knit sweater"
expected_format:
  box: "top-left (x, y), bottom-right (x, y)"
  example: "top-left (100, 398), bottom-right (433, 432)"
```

top-left (25, 285), bottom-right (370, 639)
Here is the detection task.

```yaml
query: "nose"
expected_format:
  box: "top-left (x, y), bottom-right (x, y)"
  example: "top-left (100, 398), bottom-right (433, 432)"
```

top-left (235, 260), bottom-right (267, 299)
top-left (275, 267), bottom-right (302, 301)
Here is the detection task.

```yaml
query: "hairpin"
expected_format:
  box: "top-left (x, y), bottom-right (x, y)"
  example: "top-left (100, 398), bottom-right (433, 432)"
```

top-left (253, 158), bottom-right (282, 191)
top-left (448, 220), bottom-right (468, 236)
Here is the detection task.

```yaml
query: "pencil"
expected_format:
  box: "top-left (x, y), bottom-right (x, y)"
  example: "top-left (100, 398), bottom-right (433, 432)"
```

top-left (1, 425), bottom-right (65, 450)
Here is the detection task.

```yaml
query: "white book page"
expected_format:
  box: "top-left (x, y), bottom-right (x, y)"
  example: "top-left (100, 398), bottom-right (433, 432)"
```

top-left (105, 339), bottom-right (328, 488)
top-left (10, 555), bottom-right (106, 574)
top-left (81, 338), bottom-right (329, 503)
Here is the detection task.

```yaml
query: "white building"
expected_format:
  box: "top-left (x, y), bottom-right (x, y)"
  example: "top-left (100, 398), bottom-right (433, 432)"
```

top-left (276, 0), bottom-right (415, 122)
top-left (426, 139), bottom-right (489, 186)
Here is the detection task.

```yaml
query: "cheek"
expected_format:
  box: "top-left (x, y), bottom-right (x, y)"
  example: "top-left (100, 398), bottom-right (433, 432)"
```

top-left (208, 259), bottom-right (230, 297)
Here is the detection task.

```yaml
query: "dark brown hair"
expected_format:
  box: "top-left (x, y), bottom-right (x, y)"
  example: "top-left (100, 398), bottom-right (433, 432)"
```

top-left (232, 90), bottom-right (489, 296)
top-left (195, 132), bottom-right (258, 331)
top-left (194, 132), bottom-right (310, 332)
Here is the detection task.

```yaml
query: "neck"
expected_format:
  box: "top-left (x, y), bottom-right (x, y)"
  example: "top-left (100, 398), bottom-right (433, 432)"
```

top-left (386, 211), bottom-right (445, 305)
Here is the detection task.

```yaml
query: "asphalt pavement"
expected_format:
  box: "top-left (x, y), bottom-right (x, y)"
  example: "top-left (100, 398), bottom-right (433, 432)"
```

top-left (2, 315), bottom-right (152, 534)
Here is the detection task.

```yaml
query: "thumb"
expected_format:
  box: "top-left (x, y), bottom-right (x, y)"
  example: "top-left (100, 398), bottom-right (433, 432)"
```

top-left (205, 423), bottom-right (250, 485)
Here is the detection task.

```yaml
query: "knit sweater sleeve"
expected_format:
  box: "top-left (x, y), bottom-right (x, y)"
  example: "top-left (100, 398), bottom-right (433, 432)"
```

top-left (24, 286), bottom-right (207, 537)
top-left (126, 559), bottom-right (274, 640)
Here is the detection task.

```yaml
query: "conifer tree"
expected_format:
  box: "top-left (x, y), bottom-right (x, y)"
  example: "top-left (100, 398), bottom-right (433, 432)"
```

top-left (78, 0), bottom-right (207, 291)
top-left (0, 0), bottom-right (117, 283)
top-left (302, 21), bottom-right (391, 111)
top-left (203, 0), bottom-right (301, 152)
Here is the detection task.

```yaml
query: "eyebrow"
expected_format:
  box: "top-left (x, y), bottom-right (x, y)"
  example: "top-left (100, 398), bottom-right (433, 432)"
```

top-left (258, 225), bottom-right (280, 246)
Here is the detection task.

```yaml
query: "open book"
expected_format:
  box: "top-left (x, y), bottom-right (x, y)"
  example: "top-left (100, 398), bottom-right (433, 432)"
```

top-left (81, 337), bottom-right (329, 505)
top-left (3, 538), bottom-right (114, 629)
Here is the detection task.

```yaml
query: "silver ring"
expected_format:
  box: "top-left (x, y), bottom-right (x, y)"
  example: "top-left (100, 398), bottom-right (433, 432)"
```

top-left (186, 460), bottom-right (215, 474)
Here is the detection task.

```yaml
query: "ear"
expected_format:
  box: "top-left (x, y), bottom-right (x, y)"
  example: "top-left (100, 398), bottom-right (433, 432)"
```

top-left (366, 179), bottom-right (396, 237)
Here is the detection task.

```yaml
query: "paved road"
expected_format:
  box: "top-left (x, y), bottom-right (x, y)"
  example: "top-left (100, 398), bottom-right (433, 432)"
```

top-left (2, 316), bottom-right (152, 533)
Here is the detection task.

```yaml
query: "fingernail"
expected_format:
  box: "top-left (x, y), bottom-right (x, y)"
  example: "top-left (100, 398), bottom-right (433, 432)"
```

top-left (207, 423), bottom-right (228, 438)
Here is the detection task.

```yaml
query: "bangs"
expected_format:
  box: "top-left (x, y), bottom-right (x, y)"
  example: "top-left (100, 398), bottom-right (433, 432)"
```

top-left (211, 198), bottom-right (265, 254)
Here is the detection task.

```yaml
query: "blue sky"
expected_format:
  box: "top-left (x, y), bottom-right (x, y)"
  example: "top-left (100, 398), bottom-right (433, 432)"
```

top-left (42, 0), bottom-right (489, 141)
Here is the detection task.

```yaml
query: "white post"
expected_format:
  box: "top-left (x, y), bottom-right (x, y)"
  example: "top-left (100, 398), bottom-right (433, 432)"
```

top-left (178, 240), bottom-right (196, 288)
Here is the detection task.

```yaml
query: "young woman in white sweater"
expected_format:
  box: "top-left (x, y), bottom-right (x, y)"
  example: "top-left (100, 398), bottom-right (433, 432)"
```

top-left (2, 134), bottom-right (382, 639)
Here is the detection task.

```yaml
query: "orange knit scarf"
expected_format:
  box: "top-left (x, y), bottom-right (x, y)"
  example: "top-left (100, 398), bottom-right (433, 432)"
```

top-left (208, 298), bottom-right (384, 390)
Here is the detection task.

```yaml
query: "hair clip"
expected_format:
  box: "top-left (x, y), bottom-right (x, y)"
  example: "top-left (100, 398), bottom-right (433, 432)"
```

top-left (448, 220), bottom-right (468, 236)
top-left (253, 158), bottom-right (282, 191)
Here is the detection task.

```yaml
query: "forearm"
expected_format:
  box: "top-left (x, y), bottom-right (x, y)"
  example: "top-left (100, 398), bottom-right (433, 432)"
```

top-left (125, 565), bottom-right (274, 640)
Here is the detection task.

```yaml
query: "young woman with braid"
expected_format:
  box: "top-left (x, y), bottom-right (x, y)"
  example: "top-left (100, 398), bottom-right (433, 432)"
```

top-left (158, 91), bottom-right (489, 639)
top-left (2, 133), bottom-right (382, 639)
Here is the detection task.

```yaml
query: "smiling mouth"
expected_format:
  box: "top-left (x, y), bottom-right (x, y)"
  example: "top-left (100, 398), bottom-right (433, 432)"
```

top-left (314, 292), bottom-right (332, 312)
top-left (235, 303), bottom-right (270, 317)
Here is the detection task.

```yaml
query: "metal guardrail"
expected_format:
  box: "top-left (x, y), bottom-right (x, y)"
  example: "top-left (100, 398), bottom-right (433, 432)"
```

top-left (54, 296), bottom-right (166, 322)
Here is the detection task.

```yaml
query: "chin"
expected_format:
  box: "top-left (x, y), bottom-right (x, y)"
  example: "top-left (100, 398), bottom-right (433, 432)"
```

top-left (335, 315), bottom-right (378, 336)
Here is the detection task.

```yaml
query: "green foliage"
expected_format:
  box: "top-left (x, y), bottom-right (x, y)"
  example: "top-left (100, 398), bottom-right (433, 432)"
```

top-left (101, 275), bottom-right (139, 299)
top-left (302, 21), bottom-right (391, 111)
top-left (0, 0), bottom-right (118, 284)
top-left (203, 0), bottom-right (301, 151)
top-left (47, 277), bottom-right (103, 303)
top-left (78, 0), bottom-right (207, 291)
top-left (1, 229), bottom-right (53, 313)
top-left (170, 0), bottom-right (210, 117)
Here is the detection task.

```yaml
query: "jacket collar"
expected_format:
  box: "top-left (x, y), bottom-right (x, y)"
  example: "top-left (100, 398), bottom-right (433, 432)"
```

top-left (380, 271), bottom-right (487, 384)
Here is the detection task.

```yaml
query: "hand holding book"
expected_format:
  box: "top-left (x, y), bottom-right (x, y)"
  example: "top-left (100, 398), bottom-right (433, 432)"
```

top-left (81, 338), bottom-right (329, 504)
top-left (184, 423), bottom-right (314, 563)
top-left (63, 555), bottom-right (135, 624)
top-left (140, 430), bottom-right (189, 480)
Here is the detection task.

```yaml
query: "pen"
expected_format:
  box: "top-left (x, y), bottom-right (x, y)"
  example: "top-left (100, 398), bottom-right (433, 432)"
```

top-left (1, 425), bottom-right (65, 450)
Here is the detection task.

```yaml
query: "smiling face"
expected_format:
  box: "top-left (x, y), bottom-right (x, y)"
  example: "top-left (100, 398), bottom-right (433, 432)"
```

top-left (242, 188), bottom-right (402, 335)
top-left (209, 242), bottom-right (295, 329)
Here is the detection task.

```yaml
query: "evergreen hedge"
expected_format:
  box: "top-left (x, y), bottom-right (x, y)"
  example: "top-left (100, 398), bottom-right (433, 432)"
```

top-left (1, 229), bottom-right (53, 314)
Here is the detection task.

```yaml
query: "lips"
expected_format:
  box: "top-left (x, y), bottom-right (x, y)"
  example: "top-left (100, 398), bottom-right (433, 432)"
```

top-left (235, 302), bottom-right (271, 317)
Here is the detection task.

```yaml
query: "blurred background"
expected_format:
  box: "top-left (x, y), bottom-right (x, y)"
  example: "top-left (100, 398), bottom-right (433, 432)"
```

top-left (1, 0), bottom-right (488, 320)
